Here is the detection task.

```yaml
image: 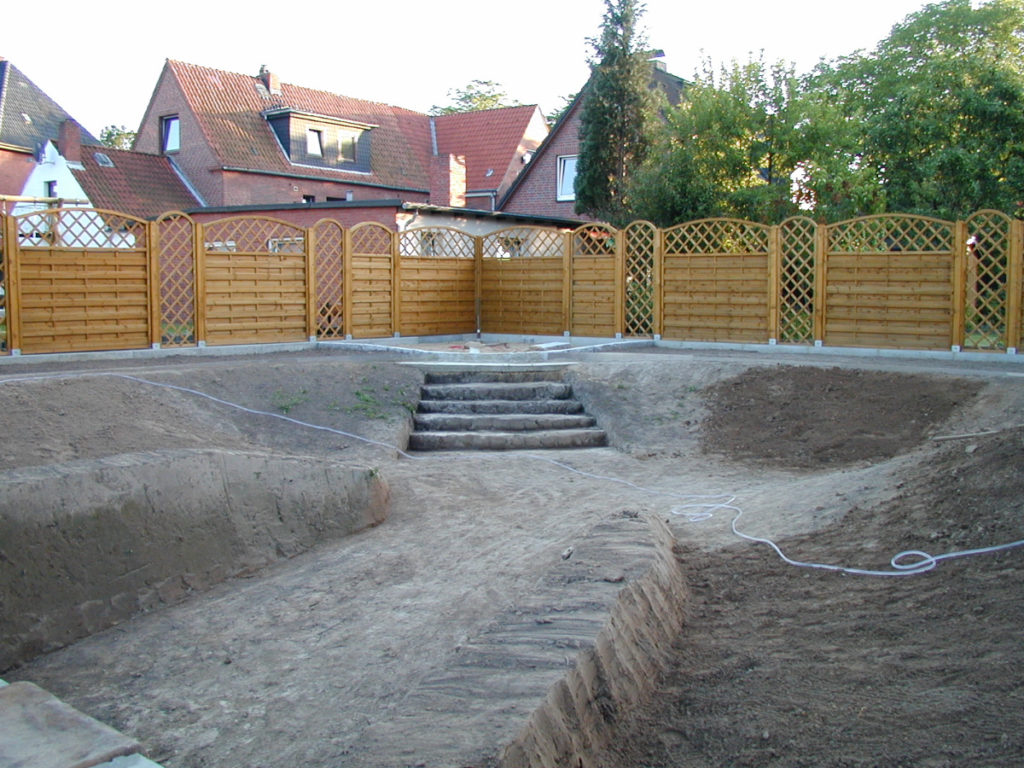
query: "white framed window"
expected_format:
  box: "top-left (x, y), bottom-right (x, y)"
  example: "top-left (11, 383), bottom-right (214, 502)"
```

top-left (306, 128), bottom-right (324, 156)
top-left (162, 116), bottom-right (180, 153)
top-left (556, 154), bottom-right (578, 201)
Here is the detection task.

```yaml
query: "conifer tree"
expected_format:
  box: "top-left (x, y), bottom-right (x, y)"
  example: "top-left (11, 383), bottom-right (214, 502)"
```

top-left (574, 0), bottom-right (657, 226)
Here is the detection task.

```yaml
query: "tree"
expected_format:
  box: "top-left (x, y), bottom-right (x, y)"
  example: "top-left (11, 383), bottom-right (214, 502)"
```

top-left (574, 0), bottom-right (659, 226)
top-left (429, 80), bottom-right (520, 115)
top-left (629, 57), bottom-right (816, 224)
top-left (807, 0), bottom-right (1024, 219)
top-left (100, 125), bottom-right (136, 150)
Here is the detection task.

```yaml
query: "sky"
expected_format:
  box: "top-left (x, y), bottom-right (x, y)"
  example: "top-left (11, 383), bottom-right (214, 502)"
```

top-left (2, 0), bottom-right (933, 138)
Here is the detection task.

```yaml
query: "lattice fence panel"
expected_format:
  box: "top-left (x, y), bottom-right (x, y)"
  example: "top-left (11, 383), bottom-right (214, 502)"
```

top-left (348, 223), bottom-right (393, 338)
top-left (156, 213), bottom-right (196, 347)
top-left (481, 227), bottom-right (564, 259)
top-left (16, 208), bottom-right (148, 250)
top-left (964, 210), bottom-right (1011, 351)
top-left (663, 218), bottom-right (769, 255)
top-left (203, 216), bottom-right (304, 253)
top-left (313, 220), bottom-right (345, 339)
top-left (779, 217), bottom-right (817, 344)
top-left (828, 215), bottom-right (952, 253)
top-left (624, 222), bottom-right (657, 336)
top-left (399, 227), bottom-right (475, 259)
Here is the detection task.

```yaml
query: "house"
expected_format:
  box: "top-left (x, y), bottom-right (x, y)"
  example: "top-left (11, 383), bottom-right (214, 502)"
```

top-left (0, 57), bottom-right (102, 207)
top-left (15, 120), bottom-right (199, 219)
top-left (132, 60), bottom-right (548, 216)
top-left (498, 57), bottom-right (688, 221)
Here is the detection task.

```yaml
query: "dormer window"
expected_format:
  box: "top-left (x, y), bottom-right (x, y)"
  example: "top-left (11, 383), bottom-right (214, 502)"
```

top-left (162, 116), bottom-right (180, 154)
top-left (264, 107), bottom-right (375, 173)
top-left (306, 128), bottom-right (323, 157)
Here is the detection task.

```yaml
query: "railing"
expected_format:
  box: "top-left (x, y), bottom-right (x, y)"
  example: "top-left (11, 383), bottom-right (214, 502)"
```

top-left (1, 210), bottom-right (1021, 356)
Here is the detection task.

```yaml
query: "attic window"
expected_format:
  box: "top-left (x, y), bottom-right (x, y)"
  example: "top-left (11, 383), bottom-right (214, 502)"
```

top-left (162, 115), bottom-right (180, 153)
top-left (306, 128), bottom-right (323, 157)
top-left (94, 152), bottom-right (115, 168)
top-left (556, 155), bottom-right (578, 201)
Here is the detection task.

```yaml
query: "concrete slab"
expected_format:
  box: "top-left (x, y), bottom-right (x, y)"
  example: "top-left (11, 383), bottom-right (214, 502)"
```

top-left (0, 681), bottom-right (140, 768)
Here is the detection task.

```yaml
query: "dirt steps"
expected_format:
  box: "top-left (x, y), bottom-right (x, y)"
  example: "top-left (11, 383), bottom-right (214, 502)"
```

top-left (408, 368), bottom-right (607, 451)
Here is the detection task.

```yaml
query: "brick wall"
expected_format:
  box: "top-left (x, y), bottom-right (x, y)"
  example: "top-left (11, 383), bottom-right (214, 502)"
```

top-left (500, 101), bottom-right (592, 223)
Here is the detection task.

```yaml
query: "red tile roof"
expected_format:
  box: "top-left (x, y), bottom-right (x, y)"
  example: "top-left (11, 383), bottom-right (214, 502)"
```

top-left (166, 60), bottom-right (544, 195)
top-left (434, 105), bottom-right (544, 192)
top-left (71, 147), bottom-right (199, 219)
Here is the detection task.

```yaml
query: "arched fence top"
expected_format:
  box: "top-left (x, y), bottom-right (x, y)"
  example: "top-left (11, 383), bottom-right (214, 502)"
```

top-left (663, 217), bottom-right (771, 255)
top-left (201, 215), bottom-right (307, 254)
top-left (827, 213), bottom-right (955, 253)
top-left (349, 221), bottom-right (394, 256)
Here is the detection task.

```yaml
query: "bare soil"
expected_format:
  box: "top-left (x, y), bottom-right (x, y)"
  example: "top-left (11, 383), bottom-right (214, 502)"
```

top-left (2, 347), bottom-right (1023, 767)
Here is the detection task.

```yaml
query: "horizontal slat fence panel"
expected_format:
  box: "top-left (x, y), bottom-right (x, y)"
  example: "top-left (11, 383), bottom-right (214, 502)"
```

top-left (571, 225), bottom-right (617, 337)
top-left (200, 216), bottom-right (309, 346)
top-left (398, 259), bottom-right (476, 335)
top-left (481, 228), bottom-right (566, 335)
top-left (397, 228), bottom-right (477, 336)
top-left (662, 219), bottom-right (771, 343)
top-left (824, 216), bottom-right (955, 350)
top-left (348, 223), bottom-right (393, 338)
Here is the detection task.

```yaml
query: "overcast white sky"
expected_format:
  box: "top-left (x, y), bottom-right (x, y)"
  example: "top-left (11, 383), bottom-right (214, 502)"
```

top-left (3, 0), bottom-right (930, 138)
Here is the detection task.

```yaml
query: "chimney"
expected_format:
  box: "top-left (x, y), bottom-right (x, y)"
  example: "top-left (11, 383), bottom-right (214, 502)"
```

top-left (259, 65), bottom-right (281, 96)
top-left (430, 154), bottom-right (466, 208)
top-left (58, 120), bottom-right (82, 164)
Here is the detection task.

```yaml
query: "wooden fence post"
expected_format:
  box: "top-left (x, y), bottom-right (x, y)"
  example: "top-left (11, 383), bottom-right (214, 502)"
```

top-left (562, 230), bottom-right (572, 335)
top-left (951, 220), bottom-right (968, 350)
top-left (147, 221), bottom-right (161, 348)
top-left (194, 221), bottom-right (207, 346)
top-left (342, 227), bottom-right (353, 339)
top-left (768, 224), bottom-right (781, 343)
top-left (813, 222), bottom-right (828, 344)
top-left (474, 233), bottom-right (483, 335)
top-left (653, 227), bottom-right (663, 339)
top-left (390, 229), bottom-right (400, 337)
top-left (614, 226), bottom-right (626, 338)
top-left (1007, 218), bottom-right (1023, 353)
top-left (305, 224), bottom-right (317, 341)
top-left (3, 212), bottom-right (19, 354)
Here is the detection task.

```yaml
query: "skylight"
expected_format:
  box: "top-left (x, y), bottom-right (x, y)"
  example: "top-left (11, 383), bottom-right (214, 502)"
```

top-left (94, 152), bottom-right (115, 168)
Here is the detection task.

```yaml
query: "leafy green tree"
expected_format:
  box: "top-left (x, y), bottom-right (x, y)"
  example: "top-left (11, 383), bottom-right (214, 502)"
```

top-left (574, 0), bottom-right (659, 226)
top-left (429, 80), bottom-right (520, 115)
top-left (99, 125), bottom-right (136, 150)
top-left (808, 0), bottom-right (1024, 219)
top-left (630, 57), bottom-right (811, 224)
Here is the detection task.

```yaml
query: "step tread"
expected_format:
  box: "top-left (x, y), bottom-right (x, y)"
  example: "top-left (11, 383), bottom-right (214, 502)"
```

top-left (414, 413), bottom-right (596, 432)
top-left (418, 399), bottom-right (584, 414)
top-left (408, 428), bottom-right (607, 451)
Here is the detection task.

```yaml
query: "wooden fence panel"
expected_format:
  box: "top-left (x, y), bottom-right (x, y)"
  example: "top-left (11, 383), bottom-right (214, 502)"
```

top-left (571, 224), bottom-right (618, 337)
top-left (11, 209), bottom-right (151, 354)
top-left (480, 227), bottom-right (565, 335)
top-left (397, 228), bottom-right (476, 336)
top-left (825, 216), bottom-right (955, 350)
top-left (0, 214), bottom-right (7, 354)
top-left (200, 216), bottom-right (308, 346)
top-left (662, 219), bottom-right (772, 343)
top-left (313, 219), bottom-right (345, 339)
top-left (348, 223), bottom-right (393, 338)
top-left (155, 212), bottom-right (196, 347)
